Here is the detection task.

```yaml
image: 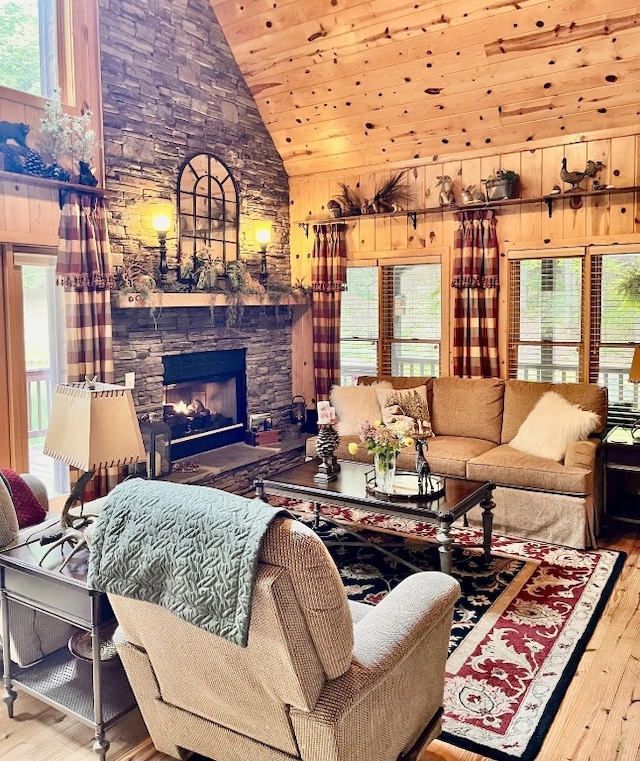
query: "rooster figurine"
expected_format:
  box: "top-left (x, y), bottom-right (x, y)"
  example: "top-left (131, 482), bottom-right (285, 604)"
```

top-left (560, 158), bottom-right (604, 191)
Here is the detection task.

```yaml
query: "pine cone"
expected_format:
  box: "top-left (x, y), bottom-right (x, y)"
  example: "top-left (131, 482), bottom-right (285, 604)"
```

top-left (24, 150), bottom-right (47, 177)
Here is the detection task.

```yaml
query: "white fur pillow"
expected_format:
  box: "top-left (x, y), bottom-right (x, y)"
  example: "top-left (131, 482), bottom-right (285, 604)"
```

top-left (510, 391), bottom-right (600, 462)
top-left (329, 385), bottom-right (385, 435)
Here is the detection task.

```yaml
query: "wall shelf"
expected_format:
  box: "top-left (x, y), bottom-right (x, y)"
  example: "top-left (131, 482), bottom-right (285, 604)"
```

top-left (0, 169), bottom-right (107, 208)
top-left (295, 185), bottom-right (640, 233)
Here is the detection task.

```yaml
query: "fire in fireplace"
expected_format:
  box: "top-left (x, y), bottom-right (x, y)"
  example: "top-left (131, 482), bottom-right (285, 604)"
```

top-left (163, 349), bottom-right (247, 460)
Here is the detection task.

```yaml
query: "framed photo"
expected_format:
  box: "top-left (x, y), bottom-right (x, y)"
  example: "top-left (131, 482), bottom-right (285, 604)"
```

top-left (249, 412), bottom-right (272, 432)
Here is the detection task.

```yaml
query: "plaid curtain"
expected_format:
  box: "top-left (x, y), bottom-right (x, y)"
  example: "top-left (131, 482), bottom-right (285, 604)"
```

top-left (57, 193), bottom-right (119, 498)
top-left (311, 223), bottom-right (347, 400)
top-left (452, 209), bottom-right (500, 378)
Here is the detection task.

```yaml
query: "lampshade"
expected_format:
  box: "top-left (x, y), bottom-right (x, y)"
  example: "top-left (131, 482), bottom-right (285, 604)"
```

top-left (254, 220), bottom-right (272, 248)
top-left (629, 346), bottom-right (640, 384)
top-left (44, 382), bottom-right (146, 471)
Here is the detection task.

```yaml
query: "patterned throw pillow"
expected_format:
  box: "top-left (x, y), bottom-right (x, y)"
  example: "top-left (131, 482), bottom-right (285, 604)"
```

top-left (0, 469), bottom-right (47, 529)
top-left (374, 385), bottom-right (434, 437)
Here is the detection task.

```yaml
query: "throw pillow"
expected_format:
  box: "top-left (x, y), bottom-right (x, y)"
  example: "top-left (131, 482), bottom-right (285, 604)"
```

top-left (329, 384), bottom-right (385, 435)
top-left (374, 384), bottom-right (434, 436)
top-left (0, 469), bottom-right (47, 529)
top-left (509, 391), bottom-right (600, 462)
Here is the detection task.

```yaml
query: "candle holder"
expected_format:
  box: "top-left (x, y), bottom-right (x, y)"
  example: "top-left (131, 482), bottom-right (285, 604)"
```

top-left (314, 424), bottom-right (340, 482)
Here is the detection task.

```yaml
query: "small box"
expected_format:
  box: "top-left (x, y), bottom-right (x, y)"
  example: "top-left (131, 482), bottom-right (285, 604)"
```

top-left (245, 429), bottom-right (282, 447)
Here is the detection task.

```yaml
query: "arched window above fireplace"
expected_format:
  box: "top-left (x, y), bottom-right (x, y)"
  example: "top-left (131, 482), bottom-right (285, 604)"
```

top-left (177, 153), bottom-right (239, 277)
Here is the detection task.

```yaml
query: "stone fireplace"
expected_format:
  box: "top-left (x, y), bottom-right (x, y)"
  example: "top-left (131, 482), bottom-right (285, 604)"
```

top-left (111, 303), bottom-right (297, 464)
top-left (163, 348), bottom-right (248, 459)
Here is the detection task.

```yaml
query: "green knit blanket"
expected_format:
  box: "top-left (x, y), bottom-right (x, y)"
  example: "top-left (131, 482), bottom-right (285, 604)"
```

top-left (88, 478), bottom-right (288, 646)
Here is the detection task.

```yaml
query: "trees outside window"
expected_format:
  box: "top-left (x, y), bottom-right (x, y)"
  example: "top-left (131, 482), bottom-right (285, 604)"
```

top-left (340, 261), bottom-right (442, 385)
top-left (0, 0), bottom-right (58, 97)
top-left (508, 246), bottom-right (640, 419)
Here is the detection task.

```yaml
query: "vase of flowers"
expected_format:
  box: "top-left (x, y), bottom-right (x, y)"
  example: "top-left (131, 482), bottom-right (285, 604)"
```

top-left (374, 450), bottom-right (397, 493)
top-left (349, 419), bottom-right (414, 494)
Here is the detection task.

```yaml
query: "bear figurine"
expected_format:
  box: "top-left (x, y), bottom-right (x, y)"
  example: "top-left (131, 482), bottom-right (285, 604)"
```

top-left (0, 121), bottom-right (30, 148)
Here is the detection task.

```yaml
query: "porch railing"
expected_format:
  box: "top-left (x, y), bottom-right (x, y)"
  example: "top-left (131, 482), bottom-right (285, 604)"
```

top-left (26, 368), bottom-right (52, 439)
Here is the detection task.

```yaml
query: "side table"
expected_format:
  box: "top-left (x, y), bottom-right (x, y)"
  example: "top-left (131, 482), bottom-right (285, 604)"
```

top-left (0, 537), bottom-right (137, 760)
top-left (603, 425), bottom-right (640, 524)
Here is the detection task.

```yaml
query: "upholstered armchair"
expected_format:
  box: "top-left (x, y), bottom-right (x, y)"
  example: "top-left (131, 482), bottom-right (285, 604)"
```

top-left (100, 513), bottom-right (460, 761)
top-left (0, 471), bottom-right (78, 666)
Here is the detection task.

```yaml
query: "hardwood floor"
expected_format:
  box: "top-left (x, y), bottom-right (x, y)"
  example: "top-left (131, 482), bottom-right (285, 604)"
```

top-left (1, 523), bottom-right (638, 761)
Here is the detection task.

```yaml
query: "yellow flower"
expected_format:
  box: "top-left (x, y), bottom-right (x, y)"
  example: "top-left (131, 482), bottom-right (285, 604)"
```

top-left (404, 436), bottom-right (414, 447)
top-left (347, 442), bottom-right (360, 455)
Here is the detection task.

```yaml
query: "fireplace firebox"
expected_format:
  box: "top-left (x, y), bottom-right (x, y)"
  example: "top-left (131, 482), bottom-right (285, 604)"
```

top-left (162, 349), bottom-right (247, 460)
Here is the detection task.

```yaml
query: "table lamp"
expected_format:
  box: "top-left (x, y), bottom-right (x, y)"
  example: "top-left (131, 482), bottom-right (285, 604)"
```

top-left (629, 345), bottom-right (640, 438)
top-left (41, 380), bottom-right (146, 567)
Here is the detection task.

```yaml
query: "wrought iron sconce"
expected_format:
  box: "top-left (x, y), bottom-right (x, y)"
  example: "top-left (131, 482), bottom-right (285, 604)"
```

top-left (254, 220), bottom-right (272, 284)
top-left (151, 205), bottom-right (172, 276)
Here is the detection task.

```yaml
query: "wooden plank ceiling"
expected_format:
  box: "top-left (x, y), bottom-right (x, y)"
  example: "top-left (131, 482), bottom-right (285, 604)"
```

top-left (208, 0), bottom-right (640, 178)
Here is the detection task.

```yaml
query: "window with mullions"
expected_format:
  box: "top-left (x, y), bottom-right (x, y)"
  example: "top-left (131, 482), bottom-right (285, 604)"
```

top-left (340, 262), bottom-right (442, 385)
top-left (590, 251), bottom-right (640, 421)
top-left (508, 256), bottom-right (584, 383)
top-left (0, 0), bottom-right (59, 97)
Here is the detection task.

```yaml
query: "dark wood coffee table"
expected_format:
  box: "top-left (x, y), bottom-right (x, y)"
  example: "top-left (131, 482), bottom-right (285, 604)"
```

top-left (255, 459), bottom-right (496, 574)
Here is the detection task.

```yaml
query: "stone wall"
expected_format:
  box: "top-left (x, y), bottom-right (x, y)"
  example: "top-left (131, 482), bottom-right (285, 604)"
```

top-left (99, 0), bottom-right (290, 277)
top-left (112, 304), bottom-right (295, 432)
top-left (99, 0), bottom-right (296, 436)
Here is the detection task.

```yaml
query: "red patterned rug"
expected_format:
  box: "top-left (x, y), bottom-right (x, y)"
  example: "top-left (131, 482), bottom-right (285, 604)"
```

top-left (277, 500), bottom-right (625, 761)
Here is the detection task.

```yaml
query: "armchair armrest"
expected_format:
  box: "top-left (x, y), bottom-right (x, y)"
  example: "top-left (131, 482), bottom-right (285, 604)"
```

top-left (290, 571), bottom-right (459, 761)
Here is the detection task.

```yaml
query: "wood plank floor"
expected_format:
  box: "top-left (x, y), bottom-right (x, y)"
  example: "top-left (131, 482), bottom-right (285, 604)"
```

top-left (1, 522), bottom-right (638, 761)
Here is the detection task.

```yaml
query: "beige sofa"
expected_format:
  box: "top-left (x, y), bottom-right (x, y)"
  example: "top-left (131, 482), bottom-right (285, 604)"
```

top-left (307, 376), bottom-right (608, 549)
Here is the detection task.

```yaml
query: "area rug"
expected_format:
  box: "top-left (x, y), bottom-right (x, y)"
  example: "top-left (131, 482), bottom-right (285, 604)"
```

top-left (121, 501), bottom-right (625, 761)
top-left (277, 500), bottom-right (625, 761)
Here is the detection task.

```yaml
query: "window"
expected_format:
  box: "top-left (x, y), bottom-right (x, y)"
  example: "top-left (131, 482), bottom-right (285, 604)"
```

top-left (589, 248), bottom-right (640, 420)
top-left (508, 246), bottom-right (640, 420)
top-left (340, 266), bottom-right (379, 385)
top-left (508, 252), bottom-right (584, 383)
top-left (340, 260), bottom-right (442, 384)
top-left (0, 0), bottom-right (59, 97)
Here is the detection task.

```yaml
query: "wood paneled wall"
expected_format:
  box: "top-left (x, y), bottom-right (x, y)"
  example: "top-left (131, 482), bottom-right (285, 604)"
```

top-left (289, 133), bottom-right (640, 403)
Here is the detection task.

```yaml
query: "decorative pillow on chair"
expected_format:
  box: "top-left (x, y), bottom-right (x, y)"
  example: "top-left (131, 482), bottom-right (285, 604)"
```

top-left (509, 391), bottom-right (600, 462)
top-left (0, 469), bottom-right (47, 528)
top-left (374, 385), bottom-right (434, 436)
top-left (329, 384), bottom-right (386, 435)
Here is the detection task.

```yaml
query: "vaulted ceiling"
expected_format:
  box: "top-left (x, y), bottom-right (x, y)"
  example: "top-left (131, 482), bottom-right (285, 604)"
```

top-left (209, 0), bottom-right (640, 179)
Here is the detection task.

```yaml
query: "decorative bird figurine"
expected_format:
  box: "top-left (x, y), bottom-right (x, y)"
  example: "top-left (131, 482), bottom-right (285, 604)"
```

top-left (560, 158), bottom-right (604, 191)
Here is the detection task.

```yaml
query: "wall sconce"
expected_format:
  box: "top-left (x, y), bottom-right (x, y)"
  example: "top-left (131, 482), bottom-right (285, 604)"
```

top-left (151, 205), bottom-right (172, 275)
top-left (254, 220), bottom-right (272, 284)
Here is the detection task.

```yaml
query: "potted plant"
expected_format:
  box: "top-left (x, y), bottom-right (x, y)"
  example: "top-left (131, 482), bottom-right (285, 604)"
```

top-left (483, 169), bottom-right (520, 201)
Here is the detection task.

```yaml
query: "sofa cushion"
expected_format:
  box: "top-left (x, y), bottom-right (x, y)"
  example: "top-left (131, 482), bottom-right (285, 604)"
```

top-left (509, 391), bottom-right (600, 462)
top-left (403, 436), bottom-right (496, 478)
top-left (323, 434), bottom-right (495, 479)
top-left (502, 380), bottom-right (607, 444)
top-left (467, 443), bottom-right (594, 494)
top-left (330, 384), bottom-right (387, 435)
top-left (431, 377), bottom-right (504, 444)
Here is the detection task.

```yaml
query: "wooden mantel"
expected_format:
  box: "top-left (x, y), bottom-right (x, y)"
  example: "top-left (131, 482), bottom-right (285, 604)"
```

top-left (112, 292), bottom-right (309, 309)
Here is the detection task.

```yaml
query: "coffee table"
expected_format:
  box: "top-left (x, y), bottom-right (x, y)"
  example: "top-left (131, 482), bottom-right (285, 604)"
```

top-left (255, 459), bottom-right (496, 575)
top-left (0, 537), bottom-right (137, 760)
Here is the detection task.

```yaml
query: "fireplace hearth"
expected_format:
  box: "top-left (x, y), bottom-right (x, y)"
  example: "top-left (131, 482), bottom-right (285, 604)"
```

top-left (163, 349), bottom-right (247, 460)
